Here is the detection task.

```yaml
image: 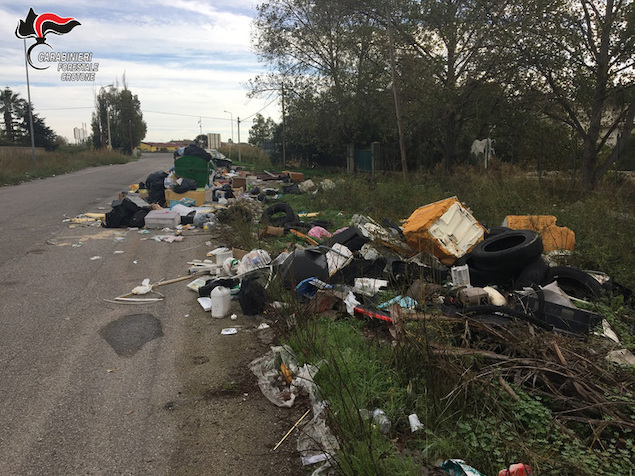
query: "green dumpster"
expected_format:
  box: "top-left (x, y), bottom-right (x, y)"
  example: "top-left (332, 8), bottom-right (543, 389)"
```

top-left (173, 155), bottom-right (213, 188)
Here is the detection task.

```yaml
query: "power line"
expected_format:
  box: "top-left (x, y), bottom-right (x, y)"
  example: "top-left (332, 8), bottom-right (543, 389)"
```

top-left (37, 106), bottom-right (93, 111)
top-left (142, 109), bottom-right (228, 121)
top-left (240, 96), bottom-right (280, 122)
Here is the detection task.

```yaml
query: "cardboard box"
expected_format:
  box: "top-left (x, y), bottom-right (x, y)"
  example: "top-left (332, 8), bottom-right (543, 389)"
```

top-left (503, 215), bottom-right (575, 251)
top-left (259, 226), bottom-right (285, 238)
top-left (164, 189), bottom-right (206, 206)
top-left (285, 171), bottom-right (305, 182)
top-left (232, 177), bottom-right (247, 190)
top-left (232, 248), bottom-right (248, 260)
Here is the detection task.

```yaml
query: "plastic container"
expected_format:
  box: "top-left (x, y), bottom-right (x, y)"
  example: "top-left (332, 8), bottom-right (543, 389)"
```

top-left (403, 196), bottom-right (485, 264)
top-left (144, 209), bottom-right (180, 229)
top-left (208, 247), bottom-right (232, 266)
top-left (451, 264), bottom-right (471, 287)
top-left (211, 286), bottom-right (231, 318)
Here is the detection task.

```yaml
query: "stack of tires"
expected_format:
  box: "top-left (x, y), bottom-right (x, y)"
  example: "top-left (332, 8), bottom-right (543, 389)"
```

top-left (457, 229), bottom-right (547, 289)
top-left (458, 228), bottom-right (606, 299)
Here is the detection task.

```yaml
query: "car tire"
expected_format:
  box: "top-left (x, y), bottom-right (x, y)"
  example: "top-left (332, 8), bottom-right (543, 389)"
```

top-left (470, 230), bottom-right (543, 271)
top-left (456, 254), bottom-right (516, 287)
top-left (514, 257), bottom-right (549, 290)
top-left (542, 265), bottom-right (604, 299)
top-left (261, 203), bottom-right (298, 227)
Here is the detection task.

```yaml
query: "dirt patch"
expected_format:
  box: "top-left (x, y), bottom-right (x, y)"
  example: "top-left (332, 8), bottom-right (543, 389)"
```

top-left (167, 299), bottom-right (307, 475)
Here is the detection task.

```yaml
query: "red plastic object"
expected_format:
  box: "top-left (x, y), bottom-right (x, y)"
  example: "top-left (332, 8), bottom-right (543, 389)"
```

top-left (499, 463), bottom-right (533, 476)
top-left (353, 306), bottom-right (393, 324)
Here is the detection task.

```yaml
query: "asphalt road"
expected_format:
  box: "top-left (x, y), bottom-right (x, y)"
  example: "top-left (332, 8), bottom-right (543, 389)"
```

top-left (0, 153), bottom-right (304, 476)
top-left (0, 153), bottom-right (185, 474)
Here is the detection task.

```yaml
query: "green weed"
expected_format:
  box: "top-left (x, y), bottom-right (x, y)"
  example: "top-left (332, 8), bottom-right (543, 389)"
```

top-left (0, 147), bottom-right (132, 186)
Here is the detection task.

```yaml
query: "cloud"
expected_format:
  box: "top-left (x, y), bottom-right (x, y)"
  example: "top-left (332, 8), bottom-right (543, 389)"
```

top-left (0, 2), bottom-right (278, 143)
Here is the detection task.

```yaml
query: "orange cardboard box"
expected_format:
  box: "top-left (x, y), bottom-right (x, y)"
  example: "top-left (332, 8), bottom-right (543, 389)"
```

top-left (285, 171), bottom-right (305, 182)
top-left (503, 215), bottom-right (575, 251)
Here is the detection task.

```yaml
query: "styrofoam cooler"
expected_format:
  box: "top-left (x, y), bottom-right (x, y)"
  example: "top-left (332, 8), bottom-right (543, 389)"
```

top-left (144, 209), bottom-right (180, 229)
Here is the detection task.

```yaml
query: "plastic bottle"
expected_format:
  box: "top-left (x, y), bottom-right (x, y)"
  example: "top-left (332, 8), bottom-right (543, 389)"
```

top-left (211, 286), bottom-right (231, 318)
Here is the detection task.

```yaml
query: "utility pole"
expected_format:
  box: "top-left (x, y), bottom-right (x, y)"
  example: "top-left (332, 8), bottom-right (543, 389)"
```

top-left (237, 117), bottom-right (241, 162)
top-left (106, 106), bottom-right (112, 151)
top-left (386, 5), bottom-right (408, 183)
top-left (224, 110), bottom-right (233, 159)
top-left (281, 83), bottom-right (286, 168)
top-left (23, 40), bottom-right (36, 163)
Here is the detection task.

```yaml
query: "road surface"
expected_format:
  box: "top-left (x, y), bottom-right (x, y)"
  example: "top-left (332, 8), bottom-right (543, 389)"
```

top-left (0, 153), bottom-right (303, 475)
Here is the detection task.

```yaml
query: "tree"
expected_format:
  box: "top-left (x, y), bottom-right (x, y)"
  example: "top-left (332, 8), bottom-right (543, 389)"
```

top-left (503, 0), bottom-right (635, 188)
top-left (0, 87), bottom-right (58, 149)
top-left (16, 103), bottom-right (57, 150)
top-left (0, 88), bottom-right (24, 143)
top-left (251, 0), bottom-right (394, 165)
top-left (195, 134), bottom-right (208, 147)
top-left (91, 78), bottom-right (147, 154)
top-left (248, 114), bottom-right (276, 146)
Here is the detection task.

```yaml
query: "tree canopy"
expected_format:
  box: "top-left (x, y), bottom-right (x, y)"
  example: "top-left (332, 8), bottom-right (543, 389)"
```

top-left (250, 0), bottom-right (634, 187)
top-left (91, 78), bottom-right (147, 154)
top-left (0, 87), bottom-right (58, 150)
top-left (248, 113), bottom-right (277, 147)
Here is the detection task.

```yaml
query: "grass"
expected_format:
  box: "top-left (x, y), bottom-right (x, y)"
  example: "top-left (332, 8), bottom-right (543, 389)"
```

top-left (0, 146), bottom-right (134, 186)
top-left (278, 310), bottom-right (634, 475)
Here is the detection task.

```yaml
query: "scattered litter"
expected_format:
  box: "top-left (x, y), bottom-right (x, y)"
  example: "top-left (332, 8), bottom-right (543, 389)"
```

top-left (606, 349), bottom-right (635, 367)
top-left (354, 278), bottom-right (388, 296)
top-left (273, 408), bottom-right (311, 451)
top-left (221, 328), bottom-right (238, 335)
top-left (440, 459), bottom-right (486, 476)
top-left (257, 323), bottom-right (270, 330)
top-left (498, 463), bottom-right (533, 476)
top-left (358, 408), bottom-right (391, 434)
top-left (113, 250), bottom-right (124, 254)
top-left (89, 256), bottom-right (102, 261)
top-left (153, 235), bottom-right (184, 243)
top-left (211, 286), bottom-right (231, 318)
top-left (230, 314), bottom-right (238, 320)
top-left (131, 278), bottom-right (153, 295)
top-left (187, 277), bottom-right (209, 292)
top-left (378, 295), bottom-right (417, 311)
top-left (403, 196), bottom-right (485, 264)
top-left (72, 242), bottom-right (83, 248)
top-left (197, 297), bottom-right (212, 311)
top-left (408, 413), bottom-right (424, 432)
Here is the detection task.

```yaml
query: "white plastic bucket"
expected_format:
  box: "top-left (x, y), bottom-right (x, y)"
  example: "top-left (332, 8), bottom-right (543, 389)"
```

top-left (211, 286), bottom-right (231, 318)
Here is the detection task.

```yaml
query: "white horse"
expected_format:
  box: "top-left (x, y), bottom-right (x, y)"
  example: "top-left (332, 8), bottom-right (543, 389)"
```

top-left (471, 138), bottom-right (495, 168)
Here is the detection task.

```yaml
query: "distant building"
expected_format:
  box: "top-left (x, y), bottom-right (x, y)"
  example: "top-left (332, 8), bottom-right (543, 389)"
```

top-left (139, 141), bottom-right (190, 152)
top-left (207, 133), bottom-right (221, 149)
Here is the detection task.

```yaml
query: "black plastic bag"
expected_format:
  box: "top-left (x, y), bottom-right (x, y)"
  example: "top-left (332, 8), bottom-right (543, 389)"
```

top-left (172, 178), bottom-right (198, 194)
top-left (238, 278), bottom-right (268, 315)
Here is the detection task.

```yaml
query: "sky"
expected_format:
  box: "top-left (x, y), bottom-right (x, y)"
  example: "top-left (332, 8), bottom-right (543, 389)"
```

top-left (1, 1), bottom-right (281, 144)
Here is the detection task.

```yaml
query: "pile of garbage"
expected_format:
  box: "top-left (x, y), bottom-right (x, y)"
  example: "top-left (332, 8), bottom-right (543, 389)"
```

top-left (71, 165), bottom-right (632, 473)
top-left (202, 193), bottom-right (631, 474)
